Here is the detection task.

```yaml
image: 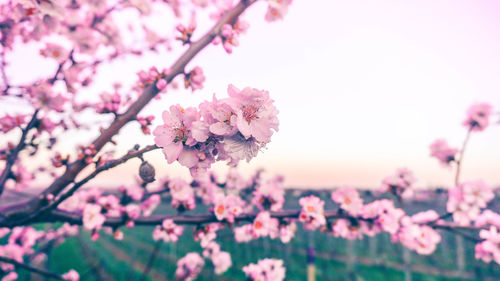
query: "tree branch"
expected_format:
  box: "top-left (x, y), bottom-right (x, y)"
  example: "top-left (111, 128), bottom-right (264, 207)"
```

top-left (0, 0), bottom-right (256, 222)
top-left (0, 109), bottom-right (39, 196)
top-left (9, 145), bottom-right (159, 226)
top-left (0, 256), bottom-right (65, 280)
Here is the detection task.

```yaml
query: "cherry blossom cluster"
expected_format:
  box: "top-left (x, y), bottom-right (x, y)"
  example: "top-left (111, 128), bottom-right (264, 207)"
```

top-left (153, 84), bottom-right (279, 175)
top-left (298, 195), bottom-right (326, 230)
top-left (175, 252), bottom-right (205, 281)
top-left (243, 258), bottom-right (286, 281)
top-left (153, 219), bottom-right (184, 243)
top-left (0, 224), bottom-right (79, 280)
top-left (447, 180), bottom-right (494, 226)
top-left (429, 139), bottom-right (458, 168)
top-left (379, 168), bottom-right (416, 198)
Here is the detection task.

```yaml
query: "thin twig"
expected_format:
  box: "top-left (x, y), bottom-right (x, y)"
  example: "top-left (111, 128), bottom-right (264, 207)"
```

top-left (454, 128), bottom-right (472, 186)
top-left (0, 256), bottom-right (65, 280)
top-left (11, 145), bottom-right (159, 226)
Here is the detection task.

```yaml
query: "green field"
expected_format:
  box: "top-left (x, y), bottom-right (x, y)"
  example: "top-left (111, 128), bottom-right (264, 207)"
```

top-left (13, 191), bottom-right (500, 280)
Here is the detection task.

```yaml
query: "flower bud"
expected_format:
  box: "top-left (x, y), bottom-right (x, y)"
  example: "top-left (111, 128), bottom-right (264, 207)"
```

top-left (139, 161), bottom-right (156, 183)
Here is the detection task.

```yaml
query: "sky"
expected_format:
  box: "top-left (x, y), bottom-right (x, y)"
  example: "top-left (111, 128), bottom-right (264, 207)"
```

top-left (3, 0), bottom-right (500, 189)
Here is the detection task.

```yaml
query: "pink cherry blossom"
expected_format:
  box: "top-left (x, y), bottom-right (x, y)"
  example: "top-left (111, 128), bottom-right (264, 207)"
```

top-left (211, 251), bottom-right (232, 274)
top-left (380, 168), bottom-right (416, 198)
top-left (153, 219), bottom-right (184, 242)
top-left (252, 177), bottom-right (285, 211)
top-left (475, 226), bottom-right (500, 264)
top-left (252, 211), bottom-right (279, 238)
top-left (429, 139), bottom-right (458, 168)
top-left (265, 0), bottom-right (292, 22)
top-left (298, 195), bottom-right (326, 230)
top-left (463, 103), bottom-right (493, 132)
top-left (62, 270), bottom-right (80, 281)
top-left (331, 187), bottom-right (363, 215)
top-left (227, 84), bottom-right (279, 143)
top-left (243, 259), bottom-right (286, 281)
top-left (169, 178), bottom-right (196, 211)
top-left (447, 180), bottom-right (494, 226)
top-left (175, 252), bottom-right (204, 281)
top-left (184, 66), bottom-right (205, 92)
top-left (82, 204), bottom-right (106, 231)
top-left (213, 194), bottom-right (244, 223)
top-left (0, 114), bottom-right (26, 133)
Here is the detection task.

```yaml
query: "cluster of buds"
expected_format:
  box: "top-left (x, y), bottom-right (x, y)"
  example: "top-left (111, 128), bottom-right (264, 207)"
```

top-left (77, 144), bottom-right (97, 164)
top-left (183, 66), bottom-right (205, 92)
top-left (51, 152), bottom-right (69, 168)
top-left (136, 66), bottom-right (170, 90)
top-left (212, 20), bottom-right (248, 54)
top-left (137, 115), bottom-right (154, 134)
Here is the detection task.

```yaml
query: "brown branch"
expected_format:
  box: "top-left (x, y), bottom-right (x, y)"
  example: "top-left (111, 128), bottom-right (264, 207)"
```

top-left (10, 144), bottom-right (159, 226)
top-left (0, 256), bottom-right (65, 280)
top-left (0, 0), bottom-right (256, 222)
top-left (0, 109), bottom-right (39, 196)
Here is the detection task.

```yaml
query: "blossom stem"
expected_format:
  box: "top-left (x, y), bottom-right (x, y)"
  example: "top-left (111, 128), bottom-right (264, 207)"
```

top-left (454, 128), bottom-right (472, 186)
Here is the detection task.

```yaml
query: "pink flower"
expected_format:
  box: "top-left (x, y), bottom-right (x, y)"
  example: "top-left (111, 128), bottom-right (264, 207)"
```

top-left (82, 204), bottom-right (106, 231)
top-left (153, 219), bottom-right (184, 242)
top-left (175, 253), bottom-right (204, 281)
top-left (252, 177), bottom-right (285, 211)
top-left (252, 211), bottom-right (279, 238)
top-left (475, 210), bottom-right (500, 229)
top-left (330, 219), bottom-right (364, 240)
top-left (26, 82), bottom-right (67, 112)
top-left (169, 178), bottom-right (196, 211)
top-left (40, 43), bottom-right (68, 63)
top-left (227, 84), bottom-right (279, 143)
top-left (184, 66), bottom-right (205, 92)
top-left (2, 272), bottom-right (18, 281)
top-left (153, 105), bottom-right (200, 167)
top-left (361, 199), bottom-right (404, 234)
top-left (95, 92), bottom-right (121, 114)
top-left (0, 114), bottom-right (26, 133)
top-left (447, 180), bottom-right (494, 226)
top-left (278, 221), bottom-right (296, 243)
top-left (298, 195), bottom-right (326, 230)
top-left (411, 210), bottom-right (439, 224)
top-left (213, 194), bottom-right (244, 223)
top-left (62, 270), bottom-right (79, 281)
top-left (463, 103), bottom-right (493, 132)
top-left (265, 0), bottom-right (292, 22)
top-left (234, 224), bottom-right (254, 243)
top-left (380, 168), bottom-right (416, 198)
top-left (243, 259), bottom-right (286, 281)
top-left (211, 251), bottom-right (232, 274)
top-left (475, 226), bottom-right (500, 264)
top-left (141, 194), bottom-right (161, 216)
top-left (331, 187), bottom-right (363, 216)
top-left (429, 139), bottom-right (458, 168)
top-left (395, 218), bottom-right (441, 255)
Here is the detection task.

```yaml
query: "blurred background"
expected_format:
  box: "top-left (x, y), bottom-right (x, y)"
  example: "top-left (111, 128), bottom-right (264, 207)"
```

top-left (3, 0), bottom-right (500, 189)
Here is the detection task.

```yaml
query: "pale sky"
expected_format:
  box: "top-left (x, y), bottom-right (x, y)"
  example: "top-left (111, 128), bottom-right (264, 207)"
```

top-left (2, 0), bottom-right (500, 189)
